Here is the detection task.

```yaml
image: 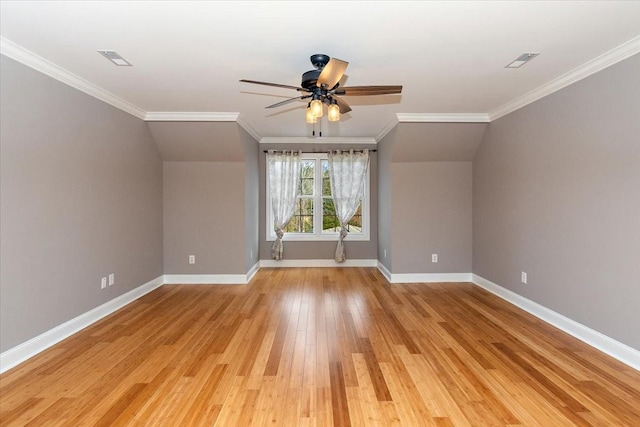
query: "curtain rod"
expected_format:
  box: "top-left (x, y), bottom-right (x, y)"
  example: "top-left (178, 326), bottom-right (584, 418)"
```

top-left (263, 149), bottom-right (376, 153)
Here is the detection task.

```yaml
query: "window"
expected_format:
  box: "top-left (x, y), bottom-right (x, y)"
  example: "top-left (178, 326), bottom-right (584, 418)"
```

top-left (267, 153), bottom-right (370, 241)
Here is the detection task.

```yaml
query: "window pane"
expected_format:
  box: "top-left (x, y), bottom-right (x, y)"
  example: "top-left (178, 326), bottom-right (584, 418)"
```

top-left (283, 216), bottom-right (299, 233)
top-left (322, 198), bottom-right (339, 232)
top-left (300, 161), bottom-right (315, 196)
top-left (322, 198), bottom-right (362, 233)
top-left (348, 203), bottom-right (362, 232)
top-left (300, 178), bottom-right (314, 196)
top-left (299, 198), bottom-right (313, 215)
top-left (284, 198), bottom-right (314, 233)
top-left (321, 160), bottom-right (331, 196)
top-left (301, 215), bottom-right (314, 233)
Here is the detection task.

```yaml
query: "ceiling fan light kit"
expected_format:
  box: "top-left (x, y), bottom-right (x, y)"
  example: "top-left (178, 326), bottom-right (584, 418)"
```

top-left (311, 97), bottom-right (323, 117)
top-left (305, 103), bottom-right (317, 124)
top-left (328, 100), bottom-right (340, 122)
top-left (240, 54), bottom-right (402, 133)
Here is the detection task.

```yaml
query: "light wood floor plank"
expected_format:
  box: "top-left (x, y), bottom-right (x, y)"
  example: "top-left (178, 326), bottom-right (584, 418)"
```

top-left (2, 267), bottom-right (639, 426)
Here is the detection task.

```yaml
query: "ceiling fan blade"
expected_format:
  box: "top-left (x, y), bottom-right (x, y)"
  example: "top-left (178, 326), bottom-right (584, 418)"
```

top-left (265, 95), bottom-right (311, 109)
top-left (333, 96), bottom-right (352, 114)
top-left (317, 58), bottom-right (348, 89)
top-left (240, 79), bottom-right (303, 91)
top-left (334, 85), bottom-right (403, 96)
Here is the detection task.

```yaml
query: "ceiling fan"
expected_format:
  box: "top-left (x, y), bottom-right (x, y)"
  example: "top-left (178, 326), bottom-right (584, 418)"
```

top-left (240, 54), bottom-right (402, 123)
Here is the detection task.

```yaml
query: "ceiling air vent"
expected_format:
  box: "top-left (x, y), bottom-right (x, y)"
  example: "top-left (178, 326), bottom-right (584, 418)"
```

top-left (505, 53), bottom-right (539, 68)
top-left (97, 50), bottom-right (132, 66)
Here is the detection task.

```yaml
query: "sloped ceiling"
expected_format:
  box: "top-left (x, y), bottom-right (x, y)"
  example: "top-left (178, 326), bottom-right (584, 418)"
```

top-left (392, 123), bottom-right (487, 162)
top-left (147, 122), bottom-right (245, 162)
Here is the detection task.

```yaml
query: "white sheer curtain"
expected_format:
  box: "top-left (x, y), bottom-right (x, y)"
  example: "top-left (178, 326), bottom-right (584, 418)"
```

top-left (328, 149), bottom-right (369, 263)
top-left (268, 150), bottom-right (301, 260)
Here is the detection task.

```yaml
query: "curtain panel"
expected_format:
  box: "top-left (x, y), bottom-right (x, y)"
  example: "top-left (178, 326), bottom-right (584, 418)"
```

top-left (327, 149), bottom-right (370, 262)
top-left (267, 150), bottom-right (301, 260)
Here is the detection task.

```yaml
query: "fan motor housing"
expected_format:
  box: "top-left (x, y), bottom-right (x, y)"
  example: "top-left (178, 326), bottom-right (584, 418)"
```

top-left (301, 69), bottom-right (321, 89)
top-left (302, 54), bottom-right (331, 89)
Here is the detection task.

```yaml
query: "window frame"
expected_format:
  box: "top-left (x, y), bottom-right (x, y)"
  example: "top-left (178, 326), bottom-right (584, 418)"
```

top-left (266, 153), bottom-right (370, 242)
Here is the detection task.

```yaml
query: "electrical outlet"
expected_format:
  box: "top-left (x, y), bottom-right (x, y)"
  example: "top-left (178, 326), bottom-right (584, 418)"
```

top-left (521, 272), bottom-right (528, 284)
top-left (432, 254), bottom-right (438, 263)
top-left (108, 273), bottom-right (115, 286)
top-left (250, 250), bottom-right (253, 259)
top-left (189, 255), bottom-right (195, 264)
top-left (384, 249), bottom-right (387, 258)
top-left (101, 277), bottom-right (107, 289)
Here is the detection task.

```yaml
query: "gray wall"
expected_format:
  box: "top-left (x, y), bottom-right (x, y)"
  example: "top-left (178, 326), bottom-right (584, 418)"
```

top-left (163, 162), bottom-right (246, 274)
top-left (241, 127), bottom-right (260, 271)
top-left (153, 121), bottom-right (259, 275)
top-left (377, 128), bottom-right (396, 270)
top-left (473, 53), bottom-right (640, 350)
top-left (392, 162), bottom-right (472, 274)
top-left (0, 55), bottom-right (163, 352)
top-left (259, 144), bottom-right (378, 260)
top-left (377, 123), bottom-right (478, 274)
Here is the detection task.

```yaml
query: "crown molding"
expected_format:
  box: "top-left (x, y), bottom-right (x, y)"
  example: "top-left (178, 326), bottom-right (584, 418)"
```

top-left (144, 112), bottom-right (239, 121)
top-left (4, 34), bottom-right (637, 134)
top-left (489, 36), bottom-right (640, 121)
top-left (260, 136), bottom-right (377, 145)
top-left (236, 114), bottom-right (262, 142)
top-left (0, 36), bottom-right (146, 120)
top-left (396, 113), bottom-right (490, 123)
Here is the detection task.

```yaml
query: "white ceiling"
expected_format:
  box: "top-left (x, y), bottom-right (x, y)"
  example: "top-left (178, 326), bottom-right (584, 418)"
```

top-left (1, 1), bottom-right (639, 140)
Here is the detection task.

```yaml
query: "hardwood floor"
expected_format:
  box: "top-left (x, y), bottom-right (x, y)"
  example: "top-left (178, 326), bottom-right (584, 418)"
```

top-left (1, 267), bottom-right (639, 426)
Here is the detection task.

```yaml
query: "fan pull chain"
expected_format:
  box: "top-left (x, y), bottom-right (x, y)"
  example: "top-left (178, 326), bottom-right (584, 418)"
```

top-left (311, 117), bottom-right (323, 137)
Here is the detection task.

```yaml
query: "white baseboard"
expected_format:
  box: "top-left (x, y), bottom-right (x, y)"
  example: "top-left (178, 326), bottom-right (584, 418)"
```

top-left (389, 272), bottom-right (472, 283)
top-left (1, 264), bottom-right (262, 373)
top-left (375, 262), bottom-right (472, 283)
top-left (246, 261), bottom-right (260, 282)
top-left (472, 274), bottom-right (640, 371)
top-left (164, 274), bottom-right (249, 285)
top-left (259, 258), bottom-right (378, 268)
top-left (164, 262), bottom-right (261, 285)
top-left (8, 269), bottom-right (635, 375)
top-left (0, 275), bottom-right (164, 374)
top-left (376, 261), bottom-right (392, 282)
